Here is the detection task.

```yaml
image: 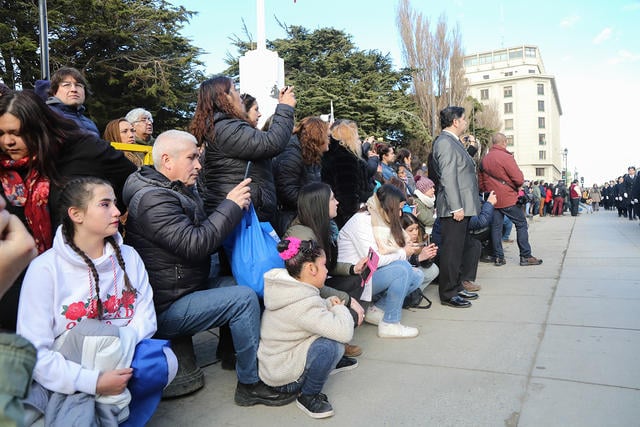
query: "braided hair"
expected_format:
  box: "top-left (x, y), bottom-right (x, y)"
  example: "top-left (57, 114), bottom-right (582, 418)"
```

top-left (58, 177), bottom-right (134, 319)
top-left (277, 238), bottom-right (323, 279)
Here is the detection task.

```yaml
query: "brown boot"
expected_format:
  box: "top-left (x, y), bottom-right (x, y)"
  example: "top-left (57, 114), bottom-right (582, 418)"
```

top-left (344, 343), bottom-right (362, 357)
top-left (520, 256), bottom-right (543, 266)
top-left (462, 280), bottom-right (481, 292)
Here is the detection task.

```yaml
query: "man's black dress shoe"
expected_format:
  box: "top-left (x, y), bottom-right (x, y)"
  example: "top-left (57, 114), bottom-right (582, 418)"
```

top-left (441, 295), bottom-right (471, 308)
top-left (457, 290), bottom-right (479, 300)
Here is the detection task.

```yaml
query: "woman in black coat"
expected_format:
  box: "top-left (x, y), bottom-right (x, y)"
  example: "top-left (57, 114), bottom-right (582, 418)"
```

top-left (321, 119), bottom-right (373, 228)
top-left (0, 90), bottom-right (136, 330)
top-left (190, 76), bottom-right (296, 225)
top-left (273, 116), bottom-right (329, 235)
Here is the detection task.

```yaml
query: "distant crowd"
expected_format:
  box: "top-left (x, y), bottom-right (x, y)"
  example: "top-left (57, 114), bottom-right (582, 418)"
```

top-left (0, 67), bottom-right (637, 424)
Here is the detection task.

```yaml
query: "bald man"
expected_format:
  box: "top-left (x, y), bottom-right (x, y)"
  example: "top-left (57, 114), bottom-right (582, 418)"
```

top-left (479, 132), bottom-right (543, 267)
top-left (122, 130), bottom-right (296, 407)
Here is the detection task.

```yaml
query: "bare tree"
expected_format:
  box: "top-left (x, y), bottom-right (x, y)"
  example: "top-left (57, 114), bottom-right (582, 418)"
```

top-left (397, 0), bottom-right (468, 148)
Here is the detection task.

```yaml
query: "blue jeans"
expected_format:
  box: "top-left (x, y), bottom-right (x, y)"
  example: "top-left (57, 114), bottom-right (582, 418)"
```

top-left (273, 338), bottom-right (343, 396)
top-left (371, 260), bottom-right (423, 323)
top-left (491, 205), bottom-right (532, 259)
top-left (502, 216), bottom-right (513, 240)
top-left (419, 264), bottom-right (439, 291)
top-left (156, 282), bottom-right (261, 385)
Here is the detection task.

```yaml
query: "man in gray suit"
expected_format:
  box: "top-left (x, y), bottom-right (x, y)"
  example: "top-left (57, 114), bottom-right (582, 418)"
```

top-left (432, 106), bottom-right (481, 308)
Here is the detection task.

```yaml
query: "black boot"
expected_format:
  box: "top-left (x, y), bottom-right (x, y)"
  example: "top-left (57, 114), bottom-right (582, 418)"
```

top-left (234, 381), bottom-right (297, 406)
top-left (216, 324), bottom-right (236, 370)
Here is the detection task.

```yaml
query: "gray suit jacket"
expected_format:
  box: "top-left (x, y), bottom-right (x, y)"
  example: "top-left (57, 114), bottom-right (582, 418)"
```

top-left (432, 131), bottom-right (480, 218)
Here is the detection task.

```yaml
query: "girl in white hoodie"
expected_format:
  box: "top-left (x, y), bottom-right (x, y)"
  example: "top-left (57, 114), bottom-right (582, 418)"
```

top-left (17, 177), bottom-right (175, 426)
top-left (258, 237), bottom-right (354, 419)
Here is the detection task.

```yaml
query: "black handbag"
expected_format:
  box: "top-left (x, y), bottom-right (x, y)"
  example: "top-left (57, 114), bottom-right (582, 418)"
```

top-left (402, 289), bottom-right (432, 309)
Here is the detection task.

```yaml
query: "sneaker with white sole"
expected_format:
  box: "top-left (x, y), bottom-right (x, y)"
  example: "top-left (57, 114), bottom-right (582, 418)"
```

top-left (330, 356), bottom-right (358, 375)
top-left (364, 305), bottom-right (384, 325)
top-left (296, 393), bottom-right (334, 419)
top-left (377, 320), bottom-right (419, 338)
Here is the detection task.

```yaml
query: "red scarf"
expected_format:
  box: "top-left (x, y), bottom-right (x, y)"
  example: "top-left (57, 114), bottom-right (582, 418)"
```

top-left (0, 156), bottom-right (52, 253)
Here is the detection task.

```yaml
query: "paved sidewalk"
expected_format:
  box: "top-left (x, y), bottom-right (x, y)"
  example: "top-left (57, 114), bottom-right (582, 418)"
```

top-left (148, 211), bottom-right (640, 426)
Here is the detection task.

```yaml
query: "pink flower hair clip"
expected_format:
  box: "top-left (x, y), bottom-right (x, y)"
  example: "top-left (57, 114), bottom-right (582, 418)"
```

top-left (279, 237), bottom-right (301, 261)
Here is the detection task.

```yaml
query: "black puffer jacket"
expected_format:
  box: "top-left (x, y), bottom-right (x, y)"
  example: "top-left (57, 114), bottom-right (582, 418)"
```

top-left (272, 135), bottom-right (321, 235)
top-left (199, 104), bottom-right (294, 224)
top-left (321, 139), bottom-right (374, 228)
top-left (122, 166), bottom-right (243, 314)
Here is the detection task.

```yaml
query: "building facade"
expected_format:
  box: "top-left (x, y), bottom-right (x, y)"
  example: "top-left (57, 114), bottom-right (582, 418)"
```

top-left (464, 45), bottom-right (562, 183)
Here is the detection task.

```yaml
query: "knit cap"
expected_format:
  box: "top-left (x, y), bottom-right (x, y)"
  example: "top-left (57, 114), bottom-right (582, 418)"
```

top-left (415, 176), bottom-right (435, 193)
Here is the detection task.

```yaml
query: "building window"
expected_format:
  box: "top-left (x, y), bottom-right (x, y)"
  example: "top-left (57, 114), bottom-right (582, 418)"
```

top-left (535, 167), bottom-right (545, 176)
top-left (479, 54), bottom-right (492, 65)
top-left (538, 117), bottom-right (545, 128)
top-left (504, 102), bottom-right (513, 114)
top-left (525, 47), bottom-right (537, 58)
top-left (483, 74), bottom-right (490, 80)
top-left (538, 100), bottom-right (545, 112)
top-left (505, 119), bottom-right (514, 130)
top-left (480, 89), bottom-right (489, 100)
top-left (494, 51), bottom-right (508, 62)
top-left (464, 57), bottom-right (478, 67)
top-left (504, 71), bottom-right (513, 76)
top-left (529, 69), bottom-right (536, 74)
top-left (539, 150), bottom-right (546, 160)
top-left (509, 48), bottom-right (523, 60)
top-left (504, 86), bottom-right (512, 97)
top-left (538, 134), bottom-right (546, 145)
top-left (537, 83), bottom-right (544, 95)
top-left (506, 135), bottom-right (514, 146)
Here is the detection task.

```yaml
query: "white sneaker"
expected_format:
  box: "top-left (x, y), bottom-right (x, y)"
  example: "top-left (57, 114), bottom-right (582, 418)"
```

top-left (377, 321), bottom-right (419, 338)
top-left (364, 305), bottom-right (384, 326)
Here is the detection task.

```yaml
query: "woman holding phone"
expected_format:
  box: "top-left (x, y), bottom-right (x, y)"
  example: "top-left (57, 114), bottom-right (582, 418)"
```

top-left (337, 184), bottom-right (425, 339)
top-left (190, 77), bottom-right (296, 227)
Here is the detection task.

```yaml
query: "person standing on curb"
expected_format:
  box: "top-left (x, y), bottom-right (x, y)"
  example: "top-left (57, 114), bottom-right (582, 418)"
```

top-left (430, 106), bottom-right (480, 308)
top-left (478, 133), bottom-right (543, 267)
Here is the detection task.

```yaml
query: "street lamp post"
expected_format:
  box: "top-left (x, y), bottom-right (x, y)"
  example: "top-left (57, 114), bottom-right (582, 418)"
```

top-left (562, 148), bottom-right (568, 182)
top-left (38, 0), bottom-right (49, 79)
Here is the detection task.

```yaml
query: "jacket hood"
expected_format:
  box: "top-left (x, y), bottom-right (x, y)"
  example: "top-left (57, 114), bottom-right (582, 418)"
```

top-left (263, 268), bottom-right (321, 311)
top-left (122, 165), bottom-right (190, 206)
top-left (46, 96), bottom-right (86, 114)
top-left (52, 225), bottom-right (123, 270)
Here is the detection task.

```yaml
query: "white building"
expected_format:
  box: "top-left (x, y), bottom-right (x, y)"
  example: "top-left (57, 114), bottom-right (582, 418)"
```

top-left (464, 45), bottom-right (563, 183)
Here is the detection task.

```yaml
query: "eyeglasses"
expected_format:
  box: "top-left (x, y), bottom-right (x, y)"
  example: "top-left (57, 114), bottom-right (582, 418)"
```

top-left (134, 117), bottom-right (153, 124)
top-left (60, 81), bottom-right (85, 90)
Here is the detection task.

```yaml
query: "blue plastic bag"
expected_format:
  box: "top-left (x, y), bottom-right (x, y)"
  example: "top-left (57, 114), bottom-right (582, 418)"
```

top-left (223, 203), bottom-right (283, 297)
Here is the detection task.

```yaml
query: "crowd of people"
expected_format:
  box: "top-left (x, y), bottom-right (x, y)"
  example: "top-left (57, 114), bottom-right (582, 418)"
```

top-left (0, 67), bottom-right (636, 423)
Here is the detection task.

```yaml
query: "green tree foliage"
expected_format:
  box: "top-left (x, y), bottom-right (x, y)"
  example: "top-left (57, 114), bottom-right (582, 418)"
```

top-left (225, 25), bottom-right (429, 148)
top-left (0, 0), bottom-right (204, 132)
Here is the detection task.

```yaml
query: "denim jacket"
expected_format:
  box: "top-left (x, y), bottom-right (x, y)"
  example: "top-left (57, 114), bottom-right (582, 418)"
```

top-left (0, 333), bottom-right (36, 427)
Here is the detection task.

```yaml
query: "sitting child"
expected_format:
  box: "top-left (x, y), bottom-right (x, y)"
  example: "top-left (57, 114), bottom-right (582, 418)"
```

top-left (258, 237), bottom-right (354, 419)
top-left (16, 177), bottom-right (176, 426)
top-left (401, 212), bottom-right (439, 292)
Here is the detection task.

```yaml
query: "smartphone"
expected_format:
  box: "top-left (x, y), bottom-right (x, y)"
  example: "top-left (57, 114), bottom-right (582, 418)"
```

top-left (243, 161), bottom-right (252, 180)
top-left (359, 247), bottom-right (375, 282)
top-left (482, 191), bottom-right (491, 201)
top-left (359, 264), bottom-right (371, 283)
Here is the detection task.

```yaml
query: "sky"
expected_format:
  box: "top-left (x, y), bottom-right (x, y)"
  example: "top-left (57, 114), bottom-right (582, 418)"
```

top-left (171, 0), bottom-right (640, 185)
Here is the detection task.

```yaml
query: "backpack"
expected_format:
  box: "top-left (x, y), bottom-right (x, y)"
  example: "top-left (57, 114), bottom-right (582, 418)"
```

top-left (402, 289), bottom-right (432, 309)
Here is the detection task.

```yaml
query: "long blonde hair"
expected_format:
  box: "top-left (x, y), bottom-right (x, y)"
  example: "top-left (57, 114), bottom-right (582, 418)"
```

top-left (330, 119), bottom-right (361, 157)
